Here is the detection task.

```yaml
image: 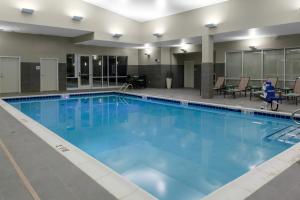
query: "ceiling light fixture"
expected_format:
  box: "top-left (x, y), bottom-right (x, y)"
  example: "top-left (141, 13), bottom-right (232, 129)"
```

top-left (153, 33), bottom-right (163, 38)
top-left (72, 16), bottom-right (83, 22)
top-left (21, 8), bottom-right (34, 15)
top-left (112, 33), bottom-right (123, 39)
top-left (205, 23), bottom-right (218, 29)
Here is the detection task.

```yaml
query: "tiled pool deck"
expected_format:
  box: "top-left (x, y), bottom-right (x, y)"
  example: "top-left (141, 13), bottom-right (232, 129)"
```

top-left (0, 88), bottom-right (300, 200)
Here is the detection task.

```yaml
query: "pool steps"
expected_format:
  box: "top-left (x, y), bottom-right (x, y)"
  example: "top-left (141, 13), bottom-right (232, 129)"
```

top-left (266, 125), bottom-right (300, 145)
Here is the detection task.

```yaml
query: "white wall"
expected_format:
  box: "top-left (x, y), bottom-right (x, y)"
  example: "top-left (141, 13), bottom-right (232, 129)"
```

top-left (141, 0), bottom-right (300, 43)
top-left (0, 0), bottom-right (141, 43)
top-left (0, 32), bottom-right (139, 64)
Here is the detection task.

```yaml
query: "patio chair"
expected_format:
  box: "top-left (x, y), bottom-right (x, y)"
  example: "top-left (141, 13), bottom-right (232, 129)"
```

top-left (250, 78), bottom-right (278, 100)
top-left (224, 77), bottom-right (250, 98)
top-left (213, 77), bottom-right (225, 94)
top-left (283, 78), bottom-right (300, 105)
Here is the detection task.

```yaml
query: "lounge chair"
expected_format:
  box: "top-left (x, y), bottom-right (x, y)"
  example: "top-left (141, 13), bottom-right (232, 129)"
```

top-left (224, 77), bottom-right (250, 98)
top-left (213, 77), bottom-right (225, 94)
top-left (250, 78), bottom-right (278, 100)
top-left (283, 78), bottom-right (300, 105)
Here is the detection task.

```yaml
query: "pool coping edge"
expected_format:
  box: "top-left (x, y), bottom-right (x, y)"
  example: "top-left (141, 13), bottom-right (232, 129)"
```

top-left (0, 93), bottom-right (157, 200)
top-left (1, 90), bottom-right (300, 200)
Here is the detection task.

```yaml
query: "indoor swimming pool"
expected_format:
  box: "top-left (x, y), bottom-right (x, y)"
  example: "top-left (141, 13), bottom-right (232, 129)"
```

top-left (5, 93), bottom-right (295, 200)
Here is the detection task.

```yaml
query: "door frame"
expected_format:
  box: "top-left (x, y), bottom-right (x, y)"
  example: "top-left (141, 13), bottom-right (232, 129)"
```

top-left (0, 56), bottom-right (21, 93)
top-left (184, 60), bottom-right (195, 88)
top-left (78, 55), bottom-right (92, 89)
top-left (40, 58), bottom-right (59, 92)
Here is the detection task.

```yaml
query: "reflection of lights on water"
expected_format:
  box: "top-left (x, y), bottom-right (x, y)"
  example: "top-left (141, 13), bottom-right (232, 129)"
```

top-left (124, 169), bottom-right (166, 195)
top-left (249, 164), bottom-right (257, 170)
top-left (252, 121), bottom-right (263, 125)
top-left (157, 181), bottom-right (166, 193)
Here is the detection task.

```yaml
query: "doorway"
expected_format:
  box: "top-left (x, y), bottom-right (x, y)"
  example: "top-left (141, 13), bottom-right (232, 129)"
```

top-left (40, 58), bottom-right (58, 92)
top-left (0, 56), bottom-right (20, 93)
top-left (78, 55), bottom-right (92, 89)
top-left (184, 61), bottom-right (195, 88)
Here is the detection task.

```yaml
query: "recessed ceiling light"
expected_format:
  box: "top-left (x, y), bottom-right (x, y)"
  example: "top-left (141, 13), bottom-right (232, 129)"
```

top-left (205, 23), bottom-right (218, 29)
top-left (72, 16), bottom-right (83, 22)
top-left (112, 33), bottom-right (123, 38)
top-left (21, 8), bottom-right (34, 15)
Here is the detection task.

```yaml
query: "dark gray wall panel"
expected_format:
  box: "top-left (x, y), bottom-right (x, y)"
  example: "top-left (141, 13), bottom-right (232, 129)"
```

top-left (138, 65), bottom-right (163, 88)
top-left (59, 63), bottom-right (67, 91)
top-left (171, 65), bottom-right (184, 88)
top-left (127, 65), bottom-right (139, 75)
top-left (21, 62), bottom-right (40, 93)
top-left (215, 63), bottom-right (225, 78)
top-left (201, 63), bottom-right (214, 98)
top-left (138, 65), bottom-right (184, 88)
top-left (194, 64), bottom-right (202, 89)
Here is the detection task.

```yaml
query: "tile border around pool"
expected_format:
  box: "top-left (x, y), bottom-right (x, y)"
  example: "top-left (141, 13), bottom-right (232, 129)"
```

top-left (0, 96), bottom-right (157, 200)
top-left (1, 90), bottom-right (300, 200)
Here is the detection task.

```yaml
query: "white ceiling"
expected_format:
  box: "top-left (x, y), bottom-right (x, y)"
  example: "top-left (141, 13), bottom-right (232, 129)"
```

top-left (0, 21), bottom-right (91, 37)
top-left (83, 0), bottom-right (228, 22)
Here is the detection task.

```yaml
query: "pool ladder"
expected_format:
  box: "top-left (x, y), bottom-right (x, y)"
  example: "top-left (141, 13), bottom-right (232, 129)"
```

top-left (119, 83), bottom-right (133, 92)
top-left (265, 110), bottom-right (300, 145)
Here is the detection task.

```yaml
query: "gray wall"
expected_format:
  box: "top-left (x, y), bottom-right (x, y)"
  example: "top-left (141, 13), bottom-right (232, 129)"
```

top-left (137, 65), bottom-right (184, 88)
top-left (0, 31), bottom-right (138, 93)
top-left (21, 62), bottom-right (67, 93)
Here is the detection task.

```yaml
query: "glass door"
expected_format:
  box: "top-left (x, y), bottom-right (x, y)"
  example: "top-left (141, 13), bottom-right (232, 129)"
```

top-left (78, 55), bottom-right (92, 89)
top-left (117, 56), bottom-right (128, 86)
top-left (109, 56), bottom-right (117, 86)
top-left (66, 54), bottom-right (78, 88)
top-left (92, 55), bottom-right (103, 87)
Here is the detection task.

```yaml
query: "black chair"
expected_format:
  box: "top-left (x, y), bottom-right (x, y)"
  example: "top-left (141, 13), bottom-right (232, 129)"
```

top-left (126, 75), bottom-right (147, 88)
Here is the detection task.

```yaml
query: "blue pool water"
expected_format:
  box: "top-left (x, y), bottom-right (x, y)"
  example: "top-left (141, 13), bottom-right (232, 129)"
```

top-left (7, 94), bottom-right (294, 200)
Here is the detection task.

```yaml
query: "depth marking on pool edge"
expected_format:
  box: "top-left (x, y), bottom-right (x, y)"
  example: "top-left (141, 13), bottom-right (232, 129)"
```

top-left (56, 145), bottom-right (70, 152)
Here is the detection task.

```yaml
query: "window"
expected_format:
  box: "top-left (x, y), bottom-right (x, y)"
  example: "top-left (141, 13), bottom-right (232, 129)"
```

top-left (263, 50), bottom-right (284, 88)
top-left (243, 51), bottom-right (262, 86)
top-left (66, 54), bottom-right (78, 88)
top-left (286, 48), bottom-right (300, 87)
top-left (226, 52), bottom-right (242, 79)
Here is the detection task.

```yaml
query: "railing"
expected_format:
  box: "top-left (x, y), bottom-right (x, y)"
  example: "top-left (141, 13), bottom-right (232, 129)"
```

top-left (119, 83), bottom-right (133, 92)
top-left (291, 109), bottom-right (300, 125)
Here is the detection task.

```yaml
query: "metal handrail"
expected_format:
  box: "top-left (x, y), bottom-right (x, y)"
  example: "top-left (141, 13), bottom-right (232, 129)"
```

top-left (119, 83), bottom-right (133, 92)
top-left (291, 109), bottom-right (300, 125)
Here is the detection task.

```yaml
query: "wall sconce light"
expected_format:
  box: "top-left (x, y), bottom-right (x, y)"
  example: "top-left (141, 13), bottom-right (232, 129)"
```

top-left (113, 33), bottom-right (123, 39)
top-left (181, 49), bottom-right (187, 53)
top-left (21, 8), bottom-right (34, 15)
top-left (72, 16), bottom-right (83, 22)
top-left (153, 33), bottom-right (163, 38)
top-left (249, 46), bottom-right (257, 50)
top-left (145, 49), bottom-right (151, 57)
top-left (205, 23), bottom-right (218, 29)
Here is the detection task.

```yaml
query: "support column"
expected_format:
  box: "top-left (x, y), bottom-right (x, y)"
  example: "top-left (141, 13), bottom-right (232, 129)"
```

top-left (201, 34), bottom-right (214, 99)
